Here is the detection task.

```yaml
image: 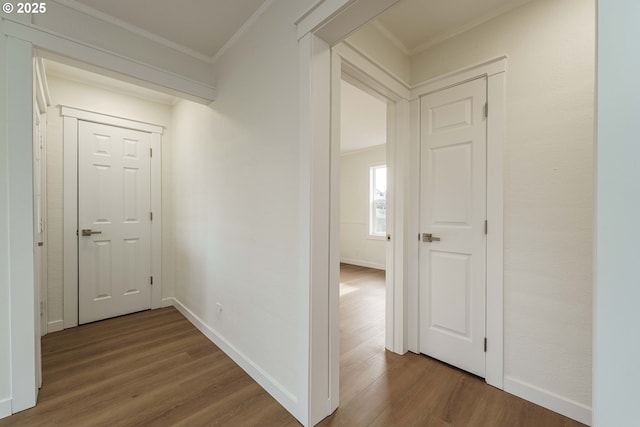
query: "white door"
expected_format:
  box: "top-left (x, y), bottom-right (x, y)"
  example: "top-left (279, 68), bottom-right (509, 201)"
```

top-left (32, 103), bottom-right (44, 389)
top-left (78, 120), bottom-right (152, 324)
top-left (419, 77), bottom-right (487, 377)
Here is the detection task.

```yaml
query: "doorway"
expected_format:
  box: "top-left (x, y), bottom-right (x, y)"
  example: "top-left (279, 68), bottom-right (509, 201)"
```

top-left (337, 76), bottom-right (390, 400)
top-left (61, 105), bottom-right (164, 328)
top-left (77, 120), bottom-right (154, 324)
top-left (418, 77), bottom-right (488, 377)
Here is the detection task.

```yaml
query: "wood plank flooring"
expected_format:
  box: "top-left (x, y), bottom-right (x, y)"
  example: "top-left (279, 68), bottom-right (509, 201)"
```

top-left (0, 264), bottom-right (587, 426)
top-left (320, 264), bottom-right (586, 427)
top-left (0, 307), bottom-right (299, 427)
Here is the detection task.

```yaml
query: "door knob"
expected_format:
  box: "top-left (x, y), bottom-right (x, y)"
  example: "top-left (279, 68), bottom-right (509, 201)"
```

top-left (422, 233), bottom-right (441, 242)
top-left (81, 229), bottom-right (102, 236)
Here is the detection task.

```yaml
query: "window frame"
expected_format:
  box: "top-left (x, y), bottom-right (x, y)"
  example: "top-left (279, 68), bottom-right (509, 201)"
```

top-left (368, 163), bottom-right (387, 240)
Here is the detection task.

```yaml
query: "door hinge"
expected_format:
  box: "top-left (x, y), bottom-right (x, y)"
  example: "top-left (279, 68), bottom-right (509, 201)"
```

top-left (150, 276), bottom-right (153, 285)
top-left (485, 220), bottom-right (488, 235)
top-left (150, 148), bottom-right (153, 158)
top-left (484, 337), bottom-right (488, 352)
top-left (418, 233), bottom-right (421, 241)
top-left (150, 212), bottom-right (153, 221)
top-left (484, 102), bottom-right (488, 118)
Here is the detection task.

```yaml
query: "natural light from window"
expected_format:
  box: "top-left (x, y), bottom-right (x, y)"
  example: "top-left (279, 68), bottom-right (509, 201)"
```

top-left (369, 165), bottom-right (387, 237)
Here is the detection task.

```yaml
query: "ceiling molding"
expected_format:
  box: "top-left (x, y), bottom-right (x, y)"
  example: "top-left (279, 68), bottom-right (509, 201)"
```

top-left (51, 0), bottom-right (215, 63)
top-left (211, 0), bottom-right (274, 64)
top-left (371, 21), bottom-right (410, 56)
top-left (407, 1), bottom-right (530, 56)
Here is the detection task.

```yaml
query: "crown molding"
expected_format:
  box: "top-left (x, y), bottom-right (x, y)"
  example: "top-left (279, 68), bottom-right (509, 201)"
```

top-left (407, 0), bottom-right (531, 56)
top-left (371, 20), bottom-right (410, 55)
top-left (51, 0), bottom-right (216, 63)
top-left (211, 0), bottom-right (274, 64)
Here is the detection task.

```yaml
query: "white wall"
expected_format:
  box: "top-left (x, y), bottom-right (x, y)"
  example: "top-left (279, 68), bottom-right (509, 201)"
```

top-left (0, 18), bottom-right (12, 417)
top-left (595, 2), bottom-right (640, 425)
top-left (45, 74), bottom-right (174, 329)
top-left (340, 145), bottom-right (386, 269)
top-left (170, 0), bottom-right (314, 421)
top-left (409, 0), bottom-right (595, 417)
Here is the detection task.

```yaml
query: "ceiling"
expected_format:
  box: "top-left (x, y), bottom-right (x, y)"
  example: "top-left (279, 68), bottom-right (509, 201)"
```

top-left (62, 0), bottom-right (533, 63)
top-left (341, 80), bottom-right (387, 153)
top-left (376, 0), bottom-right (532, 54)
top-left (70, 0), bottom-right (266, 59)
top-left (43, 0), bottom-right (535, 109)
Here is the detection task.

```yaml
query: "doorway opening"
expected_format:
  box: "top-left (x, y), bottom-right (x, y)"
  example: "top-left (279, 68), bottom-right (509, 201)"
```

top-left (34, 57), bottom-right (174, 334)
top-left (337, 77), bottom-right (389, 404)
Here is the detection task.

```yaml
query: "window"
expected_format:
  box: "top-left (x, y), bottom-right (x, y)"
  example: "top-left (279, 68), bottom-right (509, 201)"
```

top-left (369, 165), bottom-right (387, 237)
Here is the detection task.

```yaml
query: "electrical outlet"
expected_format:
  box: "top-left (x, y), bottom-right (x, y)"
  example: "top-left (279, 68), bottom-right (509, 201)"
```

top-left (216, 302), bottom-right (223, 320)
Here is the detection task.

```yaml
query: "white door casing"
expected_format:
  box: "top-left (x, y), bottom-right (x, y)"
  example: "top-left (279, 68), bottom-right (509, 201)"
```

top-left (419, 77), bottom-right (487, 377)
top-left (78, 120), bottom-right (152, 324)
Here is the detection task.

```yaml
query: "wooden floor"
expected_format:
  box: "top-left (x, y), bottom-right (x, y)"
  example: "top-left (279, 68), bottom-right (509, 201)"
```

top-left (0, 264), bottom-right (586, 426)
top-left (319, 264), bottom-right (586, 427)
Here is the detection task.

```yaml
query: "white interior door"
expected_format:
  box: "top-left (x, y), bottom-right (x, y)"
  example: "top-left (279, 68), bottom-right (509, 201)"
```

top-left (32, 103), bottom-right (44, 389)
top-left (78, 120), bottom-right (152, 324)
top-left (419, 77), bottom-right (487, 377)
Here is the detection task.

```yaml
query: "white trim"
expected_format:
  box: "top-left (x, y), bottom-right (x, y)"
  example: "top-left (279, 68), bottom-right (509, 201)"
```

top-left (299, 33), bottom-right (333, 427)
top-left (150, 133), bottom-right (162, 310)
top-left (62, 115), bottom-right (78, 328)
top-left (485, 69), bottom-right (505, 389)
top-left (60, 106), bottom-right (164, 134)
top-left (335, 42), bottom-right (411, 98)
top-left (328, 49), bottom-right (341, 415)
top-left (7, 34), bottom-right (37, 414)
top-left (411, 56), bottom-right (507, 98)
top-left (0, 398), bottom-right (11, 419)
top-left (62, 107), bottom-right (163, 328)
top-left (371, 21), bottom-right (411, 55)
top-left (339, 259), bottom-right (386, 271)
top-left (170, 297), bottom-right (300, 420)
top-left (160, 297), bottom-right (174, 308)
top-left (334, 42), bottom-right (410, 356)
top-left (47, 320), bottom-right (64, 333)
top-left (504, 377), bottom-right (592, 426)
top-left (211, 0), bottom-right (275, 64)
top-left (2, 19), bottom-right (216, 104)
top-left (295, 0), bottom-right (353, 40)
top-left (50, 0), bottom-right (215, 63)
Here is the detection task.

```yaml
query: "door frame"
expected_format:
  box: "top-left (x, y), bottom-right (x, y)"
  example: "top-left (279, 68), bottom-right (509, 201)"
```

top-left (410, 57), bottom-right (506, 388)
top-left (298, 1), bottom-right (505, 418)
top-left (62, 107), bottom-right (163, 328)
top-left (332, 41), bottom-right (411, 356)
top-left (328, 42), bottom-right (411, 409)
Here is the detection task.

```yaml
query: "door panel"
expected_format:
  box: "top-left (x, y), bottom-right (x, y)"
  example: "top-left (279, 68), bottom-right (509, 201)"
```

top-left (419, 78), bottom-right (487, 377)
top-left (78, 121), bottom-right (151, 324)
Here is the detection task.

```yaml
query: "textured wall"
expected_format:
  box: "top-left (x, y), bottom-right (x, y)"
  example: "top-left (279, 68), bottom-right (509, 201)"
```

top-left (410, 0), bottom-right (594, 411)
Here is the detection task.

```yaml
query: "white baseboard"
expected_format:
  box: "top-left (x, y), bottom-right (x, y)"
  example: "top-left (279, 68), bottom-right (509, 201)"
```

top-left (0, 398), bottom-right (11, 419)
top-left (503, 376), bottom-right (592, 426)
top-left (169, 298), bottom-right (301, 423)
top-left (340, 258), bottom-right (386, 270)
top-left (47, 320), bottom-right (64, 333)
top-left (160, 297), bottom-right (175, 308)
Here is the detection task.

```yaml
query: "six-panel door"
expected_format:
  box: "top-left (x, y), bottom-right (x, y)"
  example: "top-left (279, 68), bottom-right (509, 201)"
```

top-left (78, 120), bottom-right (152, 324)
top-left (419, 77), bottom-right (487, 377)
